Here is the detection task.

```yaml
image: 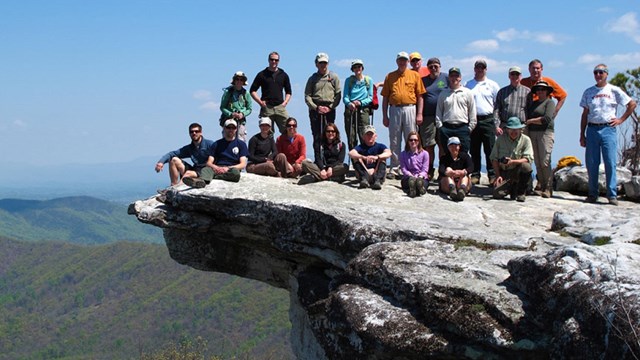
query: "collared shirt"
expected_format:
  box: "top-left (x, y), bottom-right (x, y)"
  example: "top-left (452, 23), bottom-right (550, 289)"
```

top-left (381, 69), bottom-right (426, 106)
top-left (579, 83), bottom-right (632, 124)
top-left (489, 133), bottom-right (534, 169)
top-left (465, 77), bottom-right (500, 116)
top-left (157, 138), bottom-right (215, 167)
top-left (494, 84), bottom-right (531, 126)
top-left (399, 149), bottom-right (429, 179)
top-left (522, 76), bottom-right (567, 103)
top-left (305, 71), bottom-right (341, 110)
top-left (249, 67), bottom-right (292, 106)
top-left (435, 87), bottom-right (477, 131)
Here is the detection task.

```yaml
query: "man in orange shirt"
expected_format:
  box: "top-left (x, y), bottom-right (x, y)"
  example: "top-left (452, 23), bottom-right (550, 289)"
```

top-left (521, 59), bottom-right (567, 119)
top-left (381, 51), bottom-right (426, 178)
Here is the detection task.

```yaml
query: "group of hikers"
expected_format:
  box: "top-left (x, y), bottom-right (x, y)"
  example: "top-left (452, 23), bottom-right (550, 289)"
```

top-left (155, 51), bottom-right (636, 205)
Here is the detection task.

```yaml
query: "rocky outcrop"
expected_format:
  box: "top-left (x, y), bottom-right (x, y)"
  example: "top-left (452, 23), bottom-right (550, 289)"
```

top-left (624, 175), bottom-right (640, 202)
top-left (554, 165), bottom-right (632, 196)
top-left (129, 174), bottom-right (640, 359)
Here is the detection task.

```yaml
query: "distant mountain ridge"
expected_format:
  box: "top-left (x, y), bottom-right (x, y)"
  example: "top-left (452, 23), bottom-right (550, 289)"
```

top-left (0, 195), bottom-right (162, 243)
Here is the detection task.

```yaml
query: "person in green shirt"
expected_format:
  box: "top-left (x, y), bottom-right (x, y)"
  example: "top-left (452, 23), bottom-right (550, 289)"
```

top-left (220, 71), bottom-right (252, 142)
top-left (490, 117), bottom-right (534, 202)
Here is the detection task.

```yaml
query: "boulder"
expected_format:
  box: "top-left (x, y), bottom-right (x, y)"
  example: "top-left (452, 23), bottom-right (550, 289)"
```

top-left (624, 176), bottom-right (640, 202)
top-left (129, 174), bottom-right (640, 359)
top-left (554, 165), bottom-right (632, 195)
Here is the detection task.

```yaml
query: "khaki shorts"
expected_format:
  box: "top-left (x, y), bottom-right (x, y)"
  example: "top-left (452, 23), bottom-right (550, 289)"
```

top-left (419, 115), bottom-right (437, 147)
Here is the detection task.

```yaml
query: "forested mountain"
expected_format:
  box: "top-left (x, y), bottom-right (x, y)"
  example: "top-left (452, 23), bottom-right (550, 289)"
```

top-left (0, 196), bottom-right (162, 244)
top-left (0, 237), bottom-right (292, 359)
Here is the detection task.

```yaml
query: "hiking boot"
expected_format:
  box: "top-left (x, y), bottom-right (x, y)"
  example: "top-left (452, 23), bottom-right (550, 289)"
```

top-left (516, 194), bottom-right (526, 202)
top-left (449, 188), bottom-right (459, 201)
top-left (457, 189), bottom-right (466, 202)
top-left (386, 171), bottom-right (396, 180)
top-left (493, 180), bottom-right (510, 199)
top-left (585, 196), bottom-right (598, 203)
top-left (470, 173), bottom-right (480, 185)
top-left (183, 177), bottom-right (206, 189)
top-left (608, 197), bottom-right (619, 206)
top-left (371, 180), bottom-right (382, 190)
top-left (297, 174), bottom-right (317, 185)
top-left (417, 178), bottom-right (427, 195)
top-left (359, 180), bottom-right (369, 189)
top-left (540, 190), bottom-right (551, 198)
top-left (408, 177), bottom-right (417, 198)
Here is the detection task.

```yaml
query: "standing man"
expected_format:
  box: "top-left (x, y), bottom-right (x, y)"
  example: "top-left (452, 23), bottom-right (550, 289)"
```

top-left (420, 57), bottom-right (449, 179)
top-left (381, 51), bottom-right (426, 178)
top-left (494, 66), bottom-right (531, 134)
top-left (436, 67), bottom-right (476, 156)
top-left (155, 122), bottom-right (215, 186)
top-left (250, 51), bottom-right (292, 135)
top-left (579, 64), bottom-right (636, 205)
top-left (465, 59), bottom-right (500, 184)
top-left (305, 52), bottom-right (341, 163)
top-left (521, 59), bottom-right (567, 119)
top-left (409, 52), bottom-right (430, 78)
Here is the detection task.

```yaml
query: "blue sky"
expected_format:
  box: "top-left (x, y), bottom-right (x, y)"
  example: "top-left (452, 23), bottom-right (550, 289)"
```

top-left (2, 0), bottom-right (639, 174)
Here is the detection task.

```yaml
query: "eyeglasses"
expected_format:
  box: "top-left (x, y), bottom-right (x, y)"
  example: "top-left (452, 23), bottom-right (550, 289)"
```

top-left (408, 138), bottom-right (419, 142)
top-left (189, 130), bottom-right (201, 134)
top-left (269, 58), bottom-right (279, 62)
top-left (410, 59), bottom-right (420, 63)
top-left (286, 124), bottom-right (297, 128)
top-left (225, 126), bottom-right (237, 130)
top-left (325, 130), bottom-right (336, 133)
top-left (593, 70), bottom-right (606, 75)
top-left (509, 72), bottom-right (520, 76)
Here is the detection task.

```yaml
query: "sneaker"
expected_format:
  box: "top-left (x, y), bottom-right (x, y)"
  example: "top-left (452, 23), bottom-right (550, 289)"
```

top-left (585, 196), bottom-right (598, 203)
top-left (359, 180), bottom-right (369, 189)
top-left (457, 189), bottom-right (466, 202)
top-left (408, 177), bottom-right (417, 198)
top-left (417, 178), bottom-right (427, 195)
top-left (183, 177), bottom-right (206, 188)
top-left (371, 180), bottom-right (382, 190)
top-left (516, 195), bottom-right (526, 202)
top-left (608, 197), bottom-right (619, 206)
top-left (470, 173), bottom-right (480, 185)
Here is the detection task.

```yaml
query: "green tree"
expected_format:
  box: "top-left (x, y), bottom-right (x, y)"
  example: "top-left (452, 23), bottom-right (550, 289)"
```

top-left (610, 67), bottom-right (640, 174)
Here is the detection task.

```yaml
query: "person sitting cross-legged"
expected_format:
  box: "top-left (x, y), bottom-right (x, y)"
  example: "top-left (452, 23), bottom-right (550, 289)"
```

top-left (438, 136), bottom-right (473, 202)
top-left (348, 125), bottom-right (392, 190)
top-left (399, 131), bottom-right (429, 198)
top-left (246, 117), bottom-right (280, 177)
top-left (183, 119), bottom-right (249, 187)
top-left (300, 123), bottom-right (348, 184)
top-left (274, 117), bottom-right (306, 178)
top-left (490, 116), bottom-right (534, 202)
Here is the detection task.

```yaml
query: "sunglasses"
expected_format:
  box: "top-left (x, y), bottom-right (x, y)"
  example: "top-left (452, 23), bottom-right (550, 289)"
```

top-left (509, 72), bottom-right (520, 76)
top-left (408, 138), bottom-right (419, 142)
top-left (410, 59), bottom-right (420, 63)
top-left (269, 58), bottom-right (280, 62)
top-left (225, 126), bottom-right (237, 130)
top-left (286, 124), bottom-right (297, 128)
top-left (593, 70), bottom-right (606, 75)
top-left (189, 130), bottom-right (201, 134)
top-left (325, 130), bottom-right (336, 133)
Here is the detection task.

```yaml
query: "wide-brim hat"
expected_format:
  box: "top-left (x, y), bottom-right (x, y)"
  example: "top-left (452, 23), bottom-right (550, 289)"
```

top-left (231, 71), bottom-right (247, 85)
top-left (531, 80), bottom-right (554, 93)
top-left (505, 117), bottom-right (525, 129)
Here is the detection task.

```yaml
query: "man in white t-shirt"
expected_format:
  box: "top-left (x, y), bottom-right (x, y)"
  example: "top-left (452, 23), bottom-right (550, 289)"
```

top-left (579, 64), bottom-right (637, 205)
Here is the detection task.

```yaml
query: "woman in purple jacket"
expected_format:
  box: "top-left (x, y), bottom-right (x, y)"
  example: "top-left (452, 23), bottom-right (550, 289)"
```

top-left (399, 131), bottom-right (430, 198)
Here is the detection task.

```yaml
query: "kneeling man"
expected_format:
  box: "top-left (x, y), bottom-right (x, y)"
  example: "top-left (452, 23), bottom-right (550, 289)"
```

top-left (490, 117), bottom-right (534, 202)
top-left (349, 125), bottom-right (392, 190)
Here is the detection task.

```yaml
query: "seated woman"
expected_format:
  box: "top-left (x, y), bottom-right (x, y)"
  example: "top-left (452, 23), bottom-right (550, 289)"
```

top-left (439, 137), bottom-right (473, 202)
top-left (275, 117), bottom-right (306, 178)
top-left (399, 131), bottom-right (429, 197)
top-left (246, 117), bottom-right (280, 177)
top-left (525, 80), bottom-right (556, 198)
top-left (300, 123), bottom-right (348, 184)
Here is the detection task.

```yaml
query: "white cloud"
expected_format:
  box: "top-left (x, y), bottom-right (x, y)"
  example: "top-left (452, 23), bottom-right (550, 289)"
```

top-left (465, 39), bottom-right (499, 52)
top-left (13, 119), bottom-right (27, 128)
top-left (493, 28), bottom-right (565, 45)
top-left (334, 58), bottom-right (355, 68)
top-left (577, 52), bottom-right (640, 70)
top-left (193, 90), bottom-right (212, 100)
top-left (199, 101), bottom-right (219, 111)
top-left (606, 12), bottom-right (640, 44)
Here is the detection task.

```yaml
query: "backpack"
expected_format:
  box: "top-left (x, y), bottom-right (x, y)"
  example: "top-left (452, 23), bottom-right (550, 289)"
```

top-left (348, 76), bottom-right (378, 110)
top-left (554, 156), bottom-right (582, 172)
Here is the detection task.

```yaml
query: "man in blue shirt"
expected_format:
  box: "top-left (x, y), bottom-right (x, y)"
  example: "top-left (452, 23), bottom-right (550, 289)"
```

top-left (184, 119), bottom-right (249, 187)
top-left (155, 122), bottom-right (214, 186)
top-left (349, 125), bottom-right (392, 190)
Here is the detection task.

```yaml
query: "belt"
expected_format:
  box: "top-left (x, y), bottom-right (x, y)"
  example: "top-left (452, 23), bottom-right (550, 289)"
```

top-left (588, 122), bottom-right (610, 127)
top-left (391, 104), bottom-right (415, 107)
top-left (477, 114), bottom-right (493, 121)
top-left (443, 122), bottom-right (467, 129)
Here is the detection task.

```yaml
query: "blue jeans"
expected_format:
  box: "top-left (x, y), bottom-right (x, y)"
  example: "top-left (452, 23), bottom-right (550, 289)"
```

top-left (585, 125), bottom-right (617, 198)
